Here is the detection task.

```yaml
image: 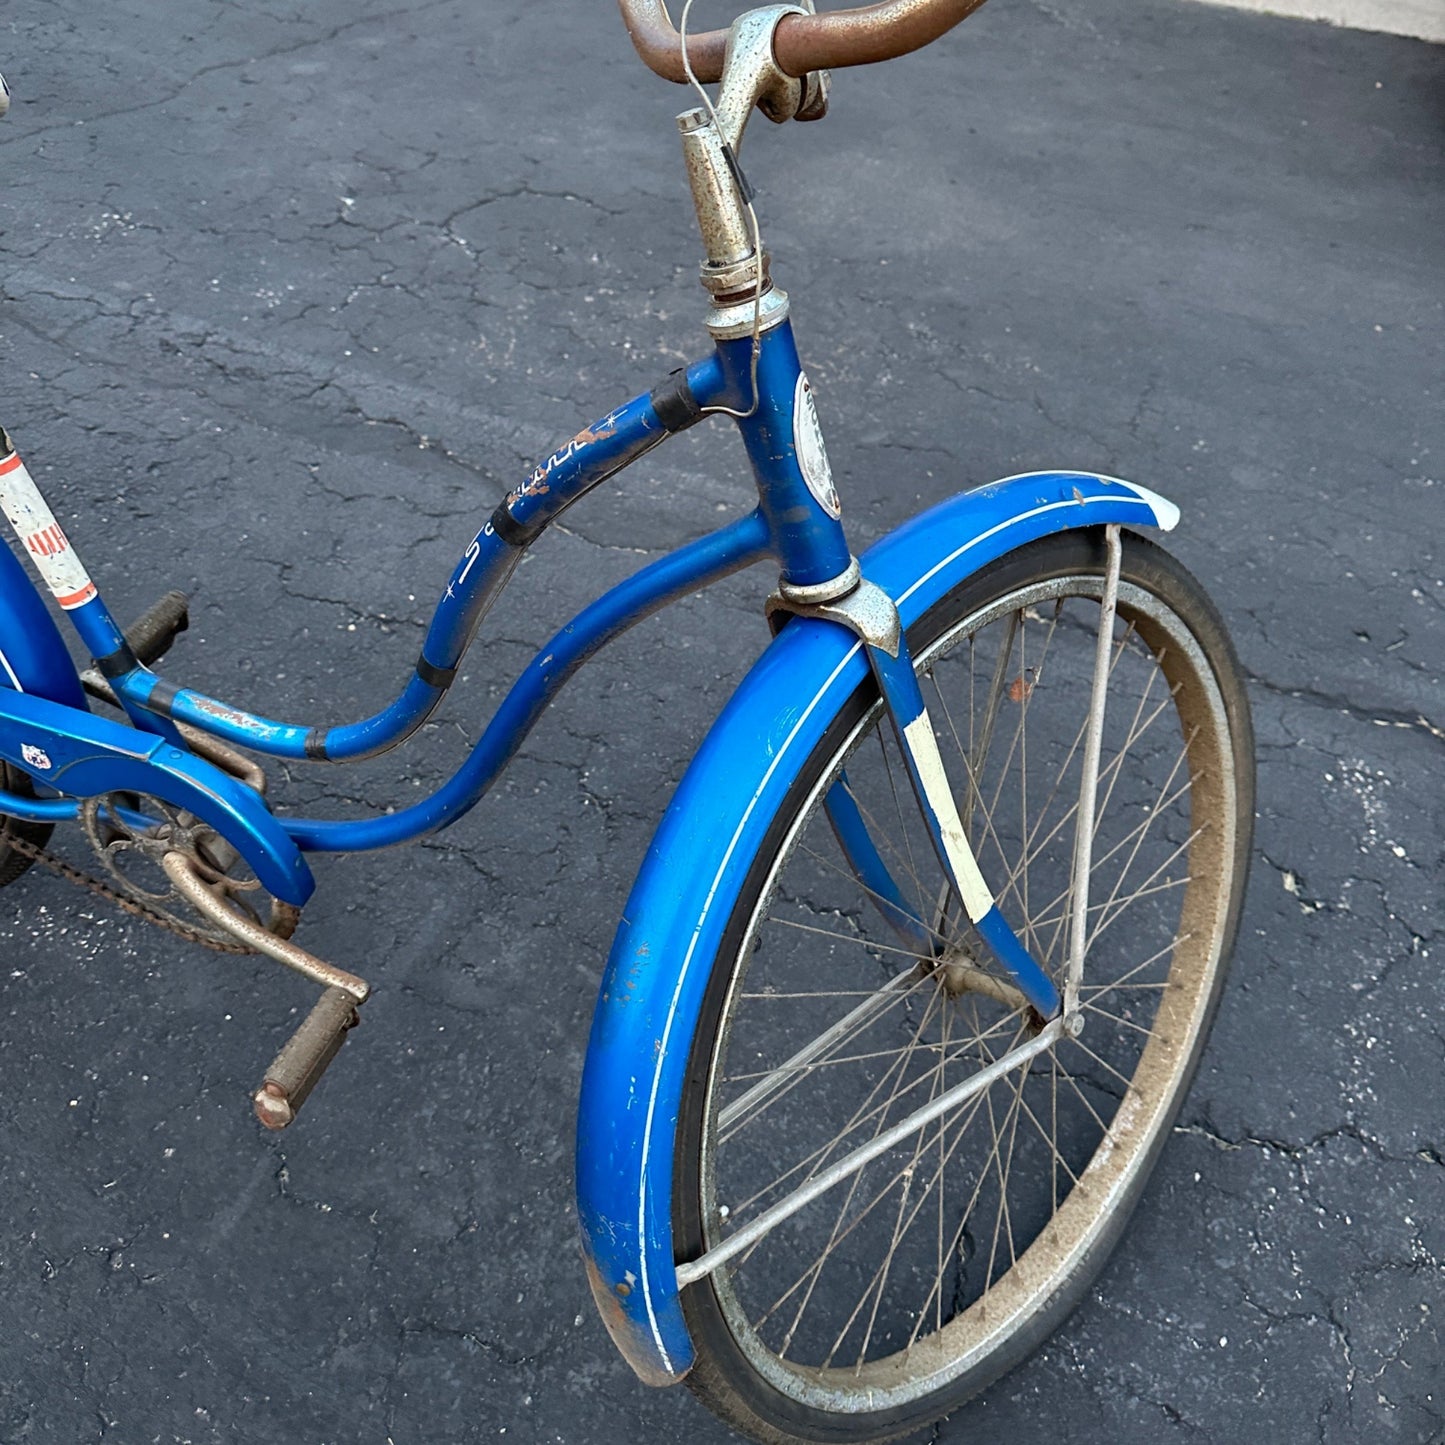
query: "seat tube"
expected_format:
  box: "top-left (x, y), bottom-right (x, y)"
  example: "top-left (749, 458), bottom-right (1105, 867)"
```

top-left (0, 431), bottom-right (179, 739)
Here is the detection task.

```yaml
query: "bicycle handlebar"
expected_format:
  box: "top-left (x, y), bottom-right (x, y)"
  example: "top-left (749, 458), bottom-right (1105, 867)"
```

top-left (617, 0), bottom-right (991, 84)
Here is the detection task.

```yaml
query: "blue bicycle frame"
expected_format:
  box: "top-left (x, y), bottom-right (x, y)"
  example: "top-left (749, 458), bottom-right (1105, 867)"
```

top-left (0, 301), bottom-right (1180, 1383)
top-left (0, 56), bottom-right (1184, 1402)
top-left (0, 324), bottom-right (841, 855)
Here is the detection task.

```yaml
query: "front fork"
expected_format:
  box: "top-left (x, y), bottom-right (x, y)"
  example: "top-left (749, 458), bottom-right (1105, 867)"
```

top-left (767, 523), bottom-right (1124, 1029)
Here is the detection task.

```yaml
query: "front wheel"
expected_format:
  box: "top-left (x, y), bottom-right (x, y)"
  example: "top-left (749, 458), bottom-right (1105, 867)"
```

top-left (673, 530), bottom-right (1254, 1445)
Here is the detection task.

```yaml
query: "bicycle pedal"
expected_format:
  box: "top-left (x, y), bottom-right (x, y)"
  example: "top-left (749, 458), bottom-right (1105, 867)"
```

top-left (160, 853), bottom-right (371, 1127)
top-left (253, 986), bottom-right (361, 1130)
top-left (123, 589), bottom-right (190, 666)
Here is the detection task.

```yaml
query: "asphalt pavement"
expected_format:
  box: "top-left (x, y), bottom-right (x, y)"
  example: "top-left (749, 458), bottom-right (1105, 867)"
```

top-left (0, 0), bottom-right (1441, 1441)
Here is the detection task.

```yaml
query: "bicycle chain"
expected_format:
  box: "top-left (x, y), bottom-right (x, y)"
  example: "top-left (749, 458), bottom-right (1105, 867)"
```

top-left (1, 824), bottom-right (257, 956)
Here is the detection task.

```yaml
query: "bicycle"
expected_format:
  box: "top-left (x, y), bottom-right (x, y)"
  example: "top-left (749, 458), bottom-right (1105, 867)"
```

top-left (0, 3), bottom-right (1255, 1441)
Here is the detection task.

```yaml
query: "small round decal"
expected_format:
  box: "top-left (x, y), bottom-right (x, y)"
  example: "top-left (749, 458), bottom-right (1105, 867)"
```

top-left (793, 372), bottom-right (840, 519)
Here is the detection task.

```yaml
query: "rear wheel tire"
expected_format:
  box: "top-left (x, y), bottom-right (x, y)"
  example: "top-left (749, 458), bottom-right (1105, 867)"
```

top-left (674, 530), bottom-right (1254, 1444)
top-left (0, 761), bottom-right (54, 889)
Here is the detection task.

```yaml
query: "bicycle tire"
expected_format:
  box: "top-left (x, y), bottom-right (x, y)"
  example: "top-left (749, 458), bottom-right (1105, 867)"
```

top-left (0, 761), bottom-right (54, 889)
top-left (673, 528), bottom-right (1254, 1445)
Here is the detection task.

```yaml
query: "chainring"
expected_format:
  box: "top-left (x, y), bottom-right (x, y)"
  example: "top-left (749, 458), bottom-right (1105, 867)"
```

top-left (80, 793), bottom-right (299, 946)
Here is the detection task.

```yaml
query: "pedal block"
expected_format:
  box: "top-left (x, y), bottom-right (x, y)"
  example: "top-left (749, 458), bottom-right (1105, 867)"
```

top-left (124, 589), bottom-right (190, 667)
top-left (253, 986), bottom-right (361, 1130)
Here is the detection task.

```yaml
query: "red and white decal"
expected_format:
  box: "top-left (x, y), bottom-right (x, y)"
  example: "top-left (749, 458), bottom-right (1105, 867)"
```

top-left (0, 450), bottom-right (97, 609)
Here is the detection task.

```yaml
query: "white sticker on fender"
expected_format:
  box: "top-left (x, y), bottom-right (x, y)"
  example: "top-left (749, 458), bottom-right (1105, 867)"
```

top-left (0, 451), bottom-right (97, 609)
top-left (792, 372), bottom-right (840, 519)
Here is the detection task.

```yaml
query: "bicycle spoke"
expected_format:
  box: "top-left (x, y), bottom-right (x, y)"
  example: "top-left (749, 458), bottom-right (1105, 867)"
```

top-left (764, 913), bottom-right (938, 964)
top-left (719, 968), bottom-right (937, 1144)
top-left (726, 999), bottom-right (1027, 1218)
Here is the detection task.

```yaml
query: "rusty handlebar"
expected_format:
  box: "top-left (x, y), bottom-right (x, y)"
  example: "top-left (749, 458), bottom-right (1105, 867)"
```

top-left (616, 0), bottom-right (991, 84)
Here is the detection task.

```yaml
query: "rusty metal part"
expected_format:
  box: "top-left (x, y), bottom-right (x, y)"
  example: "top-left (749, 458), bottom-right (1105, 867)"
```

top-left (4, 814), bottom-right (360, 1129)
top-left (618, 0), bottom-right (991, 83)
top-left (935, 949), bottom-right (1030, 1009)
top-left (708, 251), bottom-right (774, 305)
top-left (621, 0), bottom-right (728, 82)
top-left (161, 852), bottom-right (370, 1002)
top-left (173, 721), bottom-right (268, 794)
top-left (707, 283), bottom-right (791, 341)
top-left (679, 107), bottom-right (757, 274)
top-left (80, 791), bottom-right (298, 944)
top-left (75, 675), bottom-right (296, 941)
top-left (673, 9), bottom-right (823, 354)
top-left (710, 5), bottom-right (812, 147)
top-left (162, 852), bottom-right (370, 1130)
top-left (1, 715), bottom-right (293, 955)
top-left (252, 985), bottom-right (361, 1130)
top-left (0, 821), bottom-right (262, 954)
top-left (678, 7), bottom-right (807, 290)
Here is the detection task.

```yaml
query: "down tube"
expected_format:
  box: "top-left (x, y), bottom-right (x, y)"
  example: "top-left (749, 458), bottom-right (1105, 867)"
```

top-left (280, 508), bottom-right (772, 852)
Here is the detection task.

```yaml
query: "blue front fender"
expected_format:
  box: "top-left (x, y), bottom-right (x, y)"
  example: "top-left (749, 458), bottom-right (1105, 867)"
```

top-left (575, 470), bottom-right (1179, 1385)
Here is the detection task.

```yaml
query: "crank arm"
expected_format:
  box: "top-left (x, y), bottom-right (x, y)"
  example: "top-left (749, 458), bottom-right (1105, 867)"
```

top-left (164, 854), bottom-right (369, 1130)
top-left (0, 686), bottom-right (313, 906)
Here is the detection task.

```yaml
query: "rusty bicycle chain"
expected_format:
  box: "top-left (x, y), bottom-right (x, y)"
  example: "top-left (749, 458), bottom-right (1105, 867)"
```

top-left (1, 823), bottom-right (259, 955)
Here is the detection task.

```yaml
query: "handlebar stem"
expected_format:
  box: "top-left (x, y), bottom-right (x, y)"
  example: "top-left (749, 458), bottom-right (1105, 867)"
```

top-left (679, 108), bottom-right (757, 278)
top-left (677, 6), bottom-right (821, 327)
top-left (709, 5), bottom-right (824, 152)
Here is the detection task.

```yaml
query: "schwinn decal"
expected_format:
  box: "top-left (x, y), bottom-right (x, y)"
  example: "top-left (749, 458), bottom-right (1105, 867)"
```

top-left (21, 743), bottom-right (51, 771)
top-left (792, 372), bottom-right (840, 520)
top-left (506, 414), bottom-right (620, 510)
top-left (0, 451), bottom-right (98, 609)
